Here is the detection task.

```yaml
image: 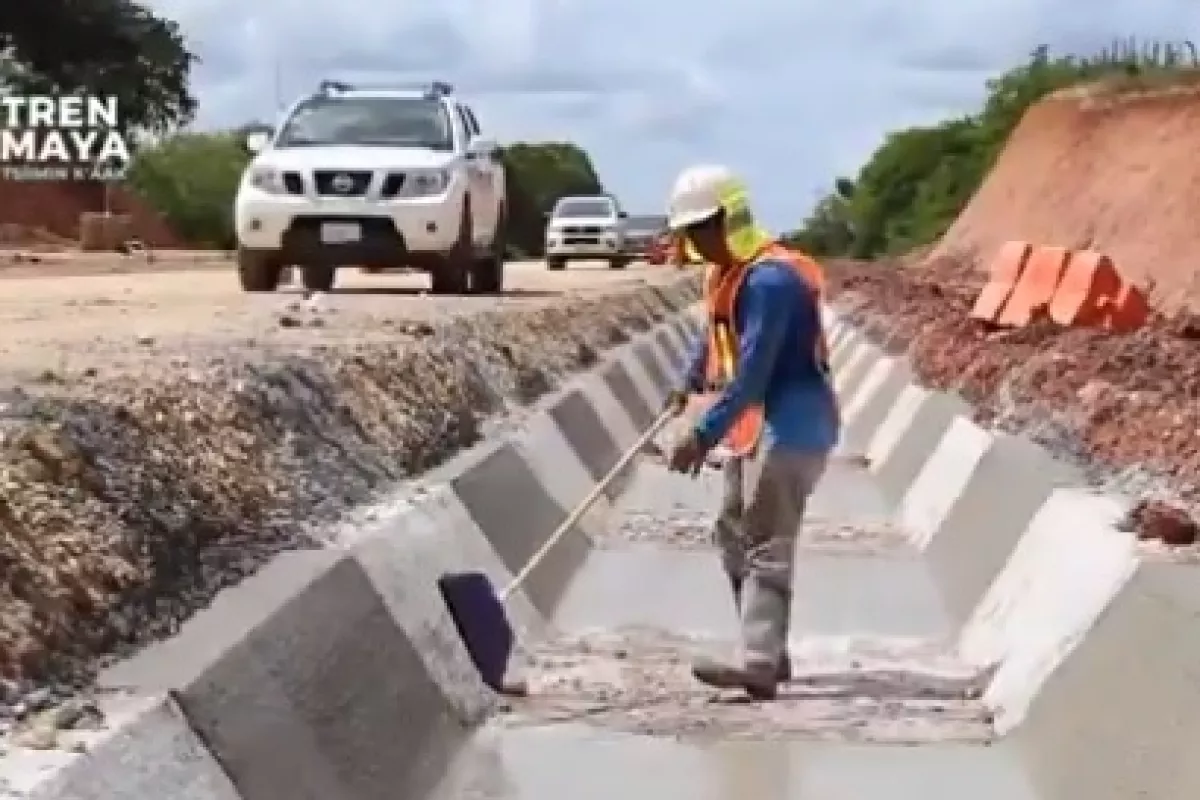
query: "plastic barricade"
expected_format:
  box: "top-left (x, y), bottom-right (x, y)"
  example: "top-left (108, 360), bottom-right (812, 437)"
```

top-left (995, 245), bottom-right (1072, 327)
top-left (970, 240), bottom-right (1032, 322)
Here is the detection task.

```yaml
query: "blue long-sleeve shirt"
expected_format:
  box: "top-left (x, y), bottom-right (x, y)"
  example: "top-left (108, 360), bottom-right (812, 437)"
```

top-left (683, 259), bottom-right (839, 453)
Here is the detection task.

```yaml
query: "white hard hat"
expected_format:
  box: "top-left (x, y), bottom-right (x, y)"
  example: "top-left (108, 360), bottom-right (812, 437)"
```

top-left (667, 164), bottom-right (735, 230)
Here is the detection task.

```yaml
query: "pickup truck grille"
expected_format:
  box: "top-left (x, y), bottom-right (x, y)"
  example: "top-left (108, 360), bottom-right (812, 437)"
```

top-left (313, 170), bottom-right (372, 196)
top-left (562, 225), bottom-right (604, 235)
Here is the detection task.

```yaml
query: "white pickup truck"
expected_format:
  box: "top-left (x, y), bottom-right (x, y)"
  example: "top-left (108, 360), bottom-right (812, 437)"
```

top-left (543, 194), bottom-right (630, 270)
top-left (233, 79), bottom-right (507, 294)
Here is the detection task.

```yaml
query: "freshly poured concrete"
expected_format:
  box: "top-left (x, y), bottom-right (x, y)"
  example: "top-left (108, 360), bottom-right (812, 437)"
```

top-left (434, 450), bottom-right (1035, 799)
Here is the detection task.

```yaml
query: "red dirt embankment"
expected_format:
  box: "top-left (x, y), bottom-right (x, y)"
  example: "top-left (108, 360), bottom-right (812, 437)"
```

top-left (933, 85), bottom-right (1200, 313)
top-left (0, 180), bottom-right (182, 248)
top-left (831, 84), bottom-right (1200, 542)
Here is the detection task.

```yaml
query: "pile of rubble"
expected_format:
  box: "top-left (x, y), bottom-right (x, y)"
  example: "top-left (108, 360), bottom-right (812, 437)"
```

top-left (827, 258), bottom-right (1200, 542)
top-left (0, 279), bottom-right (699, 706)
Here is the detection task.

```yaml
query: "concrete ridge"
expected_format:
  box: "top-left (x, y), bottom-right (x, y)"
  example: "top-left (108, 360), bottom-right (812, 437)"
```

top-left (0, 310), bottom-right (703, 800)
top-left (826, 309), bottom-right (1187, 798)
top-left (17, 297), bottom-right (1181, 797)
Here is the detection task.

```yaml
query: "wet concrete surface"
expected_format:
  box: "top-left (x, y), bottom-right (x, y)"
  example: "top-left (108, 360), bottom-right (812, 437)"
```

top-left (434, 449), bottom-right (1038, 799)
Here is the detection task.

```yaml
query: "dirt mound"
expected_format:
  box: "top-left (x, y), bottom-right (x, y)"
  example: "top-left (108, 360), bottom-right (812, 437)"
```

top-left (933, 86), bottom-right (1200, 313)
top-left (0, 278), bottom-right (698, 708)
top-left (0, 180), bottom-right (183, 249)
top-left (828, 259), bottom-right (1200, 537)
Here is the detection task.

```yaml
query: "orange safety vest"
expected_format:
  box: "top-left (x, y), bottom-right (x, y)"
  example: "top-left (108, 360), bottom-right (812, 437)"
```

top-left (702, 242), bottom-right (833, 456)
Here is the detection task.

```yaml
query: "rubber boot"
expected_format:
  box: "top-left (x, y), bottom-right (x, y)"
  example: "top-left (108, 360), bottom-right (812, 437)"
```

top-left (691, 655), bottom-right (779, 700)
top-left (729, 575), bottom-right (791, 682)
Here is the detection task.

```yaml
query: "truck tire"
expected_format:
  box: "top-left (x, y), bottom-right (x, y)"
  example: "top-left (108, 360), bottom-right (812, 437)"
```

top-left (237, 249), bottom-right (284, 292)
top-left (301, 265), bottom-right (336, 292)
top-left (469, 209), bottom-right (506, 294)
top-left (546, 258), bottom-right (566, 271)
top-left (432, 204), bottom-right (472, 294)
top-left (608, 257), bottom-right (630, 270)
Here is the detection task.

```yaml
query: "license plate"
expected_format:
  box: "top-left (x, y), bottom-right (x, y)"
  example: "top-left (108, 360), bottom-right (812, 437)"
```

top-left (320, 222), bottom-right (360, 243)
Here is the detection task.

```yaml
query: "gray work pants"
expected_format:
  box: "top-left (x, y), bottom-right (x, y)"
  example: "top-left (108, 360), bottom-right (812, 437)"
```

top-left (713, 445), bottom-right (828, 666)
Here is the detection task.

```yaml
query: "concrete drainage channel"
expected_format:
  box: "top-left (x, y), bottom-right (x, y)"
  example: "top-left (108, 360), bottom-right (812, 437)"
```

top-left (1, 304), bottom-right (1191, 799)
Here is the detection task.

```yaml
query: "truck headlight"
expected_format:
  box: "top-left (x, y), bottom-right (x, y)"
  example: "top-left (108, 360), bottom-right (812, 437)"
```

top-left (246, 166), bottom-right (286, 194)
top-left (409, 170), bottom-right (450, 196)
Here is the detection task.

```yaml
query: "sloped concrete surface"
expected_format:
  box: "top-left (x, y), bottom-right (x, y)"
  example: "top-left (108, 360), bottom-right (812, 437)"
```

top-left (435, 309), bottom-right (1194, 799)
top-left (7, 305), bottom-right (1196, 798)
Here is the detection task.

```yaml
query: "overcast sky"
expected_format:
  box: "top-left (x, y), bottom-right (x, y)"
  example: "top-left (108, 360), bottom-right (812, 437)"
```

top-left (148, 0), bottom-right (1200, 230)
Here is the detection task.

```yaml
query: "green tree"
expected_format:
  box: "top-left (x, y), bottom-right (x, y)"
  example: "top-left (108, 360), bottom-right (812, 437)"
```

top-left (782, 194), bottom-right (854, 257)
top-left (0, 0), bottom-right (197, 133)
top-left (842, 120), bottom-right (979, 257)
top-left (782, 41), bottom-right (1200, 259)
top-left (500, 142), bottom-right (605, 257)
top-left (125, 132), bottom-right (250, 248)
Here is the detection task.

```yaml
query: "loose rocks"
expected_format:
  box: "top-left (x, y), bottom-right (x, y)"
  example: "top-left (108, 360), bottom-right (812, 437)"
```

top-left (827, 258), bottom-right (1200, 510)
top-left (0, 279), bottom-right (699, 700)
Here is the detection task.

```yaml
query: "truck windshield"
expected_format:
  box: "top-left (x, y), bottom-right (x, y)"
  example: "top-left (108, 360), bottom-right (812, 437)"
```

top-left (554, 199), bottom-right (615, 218)
top-left (275, 96), bottom-right (454, 151)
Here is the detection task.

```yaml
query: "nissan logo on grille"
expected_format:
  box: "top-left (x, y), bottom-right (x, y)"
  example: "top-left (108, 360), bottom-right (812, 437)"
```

top-left (330, 173), bottom-right (355, 193)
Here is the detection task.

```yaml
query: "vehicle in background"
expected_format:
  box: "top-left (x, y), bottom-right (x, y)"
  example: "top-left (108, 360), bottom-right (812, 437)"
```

top-left (543, 194), bottom-right (630, 270)
top-left (620, 214), bottom-right (668, 258)
top-left (234, 79), bottom-right (507, 295)
top-left (646, 231), bottom-right (671, 265)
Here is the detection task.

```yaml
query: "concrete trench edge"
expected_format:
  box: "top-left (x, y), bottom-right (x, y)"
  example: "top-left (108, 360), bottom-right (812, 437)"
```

top-left (0, 312), bottom-right (693, 800)
top-left (827, 311), bottom-right (1192, 800)
top-left (9, 301), bottom-right (1188, 798)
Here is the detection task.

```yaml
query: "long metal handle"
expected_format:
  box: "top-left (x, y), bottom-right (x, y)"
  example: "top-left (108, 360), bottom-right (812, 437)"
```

top-left (501, 407), bottom-right (675, 601)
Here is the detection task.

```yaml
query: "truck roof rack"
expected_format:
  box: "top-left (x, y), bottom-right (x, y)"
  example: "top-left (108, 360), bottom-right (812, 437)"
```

top-left (316, 80), bottom-right (454, 98)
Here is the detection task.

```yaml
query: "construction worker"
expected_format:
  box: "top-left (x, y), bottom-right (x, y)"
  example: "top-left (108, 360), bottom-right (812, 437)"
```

top-left (664, 164), bottom-right (839, 700)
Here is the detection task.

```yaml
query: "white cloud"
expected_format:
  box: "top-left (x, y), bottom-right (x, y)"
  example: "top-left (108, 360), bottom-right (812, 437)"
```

top-left (148, 0), bottom-right (1200, 229)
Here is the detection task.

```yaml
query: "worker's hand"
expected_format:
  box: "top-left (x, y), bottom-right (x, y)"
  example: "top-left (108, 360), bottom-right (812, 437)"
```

top-left (668, 430), bottom-right (708, 476)
top-left (664, 389), bottom-right (689, 417)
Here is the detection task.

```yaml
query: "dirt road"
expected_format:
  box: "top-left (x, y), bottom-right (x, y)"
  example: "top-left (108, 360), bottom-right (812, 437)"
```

top-left (0, 259), bottom-right (684, 380)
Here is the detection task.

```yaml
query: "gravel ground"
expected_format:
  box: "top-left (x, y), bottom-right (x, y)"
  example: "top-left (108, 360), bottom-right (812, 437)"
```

top-left (827, 257), bottom-right (1200, 549)
top-left (498, 626), bottom-right (993, 744)
top-left (0, 260), bottom-right (700, 730)
top-left (0, 260), bottom-right (680, 380)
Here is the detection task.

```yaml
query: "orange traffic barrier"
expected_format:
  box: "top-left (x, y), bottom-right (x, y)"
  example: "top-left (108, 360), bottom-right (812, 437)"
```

top-left (1103, 283), bottom-right (1149, 333)
top-left (1048, 250), bottom-right (1122, 326)
top-left (970, 240), bottom-right (1032, 322)
top-left (995, 245), bottom-right (1072, 327)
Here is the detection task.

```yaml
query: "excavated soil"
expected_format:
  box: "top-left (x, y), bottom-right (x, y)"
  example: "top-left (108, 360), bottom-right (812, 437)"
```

top-left (499, 626), bottom-right (994, 743)
top-left (0, 277), bottom-right (699, 718)
top-left (827, 258), bottom-right (1200, 546)
top-left (0, 181), bottom-right (181, 248)
top-left (842, 85), bottom-right (1200, 536)
top-left (933, 84), bottom-right (1200, 314)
